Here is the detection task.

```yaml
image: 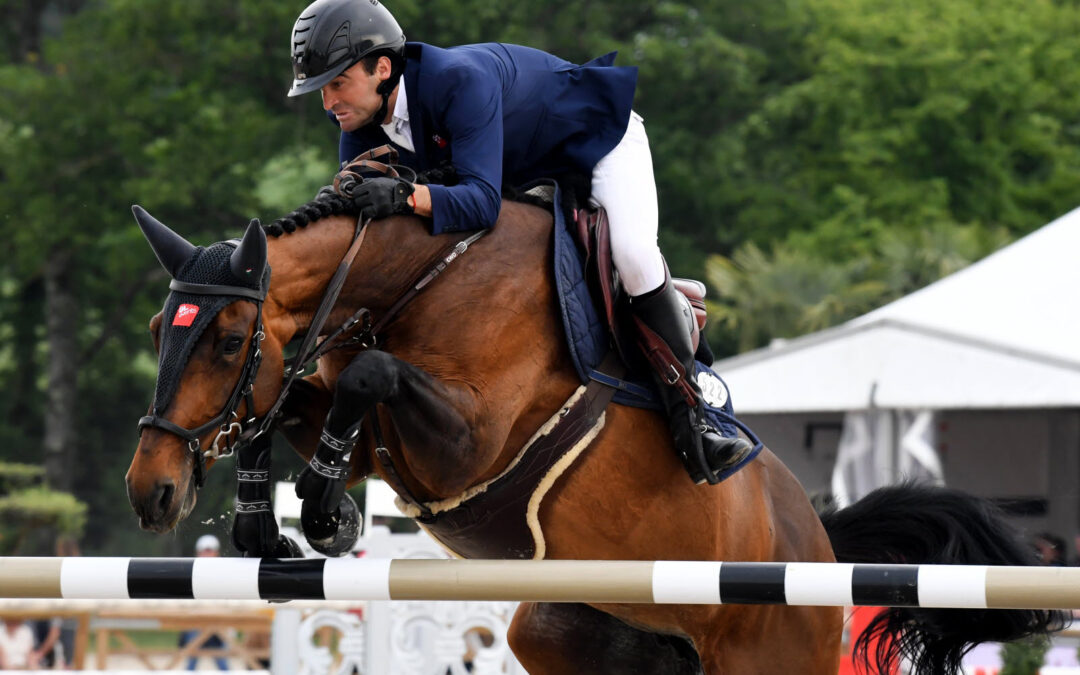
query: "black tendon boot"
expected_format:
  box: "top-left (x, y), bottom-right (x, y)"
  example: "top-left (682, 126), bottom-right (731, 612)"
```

top-left (294, 416), bottom-right (361, 556)
top-left (631, 280), bottom-right (753, 485)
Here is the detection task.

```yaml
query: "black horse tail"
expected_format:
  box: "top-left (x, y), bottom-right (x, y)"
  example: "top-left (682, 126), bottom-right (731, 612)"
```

top-left (817, 483), bottom-right (1067, 675)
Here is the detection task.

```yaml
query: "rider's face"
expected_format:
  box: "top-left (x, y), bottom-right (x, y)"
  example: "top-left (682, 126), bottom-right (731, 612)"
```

top-left (321, 57), bottom-right (393, 132)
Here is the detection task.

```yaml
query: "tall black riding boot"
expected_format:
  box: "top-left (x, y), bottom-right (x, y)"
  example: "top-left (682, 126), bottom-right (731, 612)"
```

top-left (631, 280), bottom-right (754, 485)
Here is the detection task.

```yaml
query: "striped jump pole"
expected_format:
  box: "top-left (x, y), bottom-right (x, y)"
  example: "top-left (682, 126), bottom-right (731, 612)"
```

top-left (2, 558), bottom-right (1080, 609)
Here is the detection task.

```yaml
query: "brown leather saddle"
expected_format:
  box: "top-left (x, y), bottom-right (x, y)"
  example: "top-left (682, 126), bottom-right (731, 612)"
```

top-left (573, 205), bottom-right (708, 363)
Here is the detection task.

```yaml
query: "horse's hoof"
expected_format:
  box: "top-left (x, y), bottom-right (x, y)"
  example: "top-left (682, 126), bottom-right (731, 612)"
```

top-left (302, 492), bottom-right (361, 557)
top-left (273, 533), bottom-right (305, 558)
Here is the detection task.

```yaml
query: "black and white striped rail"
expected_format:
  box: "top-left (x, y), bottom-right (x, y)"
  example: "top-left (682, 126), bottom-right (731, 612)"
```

top-left (1, 558), bottom-right (1078, 609)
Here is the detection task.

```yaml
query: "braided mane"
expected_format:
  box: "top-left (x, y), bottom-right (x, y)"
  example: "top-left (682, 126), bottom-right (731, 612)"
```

top-left (264, 193), bottom-right (358, 238)
top-left (263, 165), bottom-right (589, 238)
top-left (264, 165), bottom-right (462, 238)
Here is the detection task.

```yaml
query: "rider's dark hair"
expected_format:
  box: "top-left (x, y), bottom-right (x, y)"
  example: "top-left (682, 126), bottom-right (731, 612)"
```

top-left (358, 50), bottom-right (397, 76)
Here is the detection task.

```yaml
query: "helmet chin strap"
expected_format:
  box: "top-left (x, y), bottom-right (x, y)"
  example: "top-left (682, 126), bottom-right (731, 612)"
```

top-left (361, 64), bottom-right (404, 131)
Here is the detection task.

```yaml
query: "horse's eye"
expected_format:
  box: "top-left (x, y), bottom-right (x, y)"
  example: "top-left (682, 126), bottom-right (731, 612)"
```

top-left (223, 336), bottom-right (244, 355)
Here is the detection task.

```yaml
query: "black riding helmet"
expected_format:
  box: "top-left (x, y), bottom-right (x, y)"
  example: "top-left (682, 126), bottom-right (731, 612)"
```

top-left (287, 0), bottom-right (406, 99)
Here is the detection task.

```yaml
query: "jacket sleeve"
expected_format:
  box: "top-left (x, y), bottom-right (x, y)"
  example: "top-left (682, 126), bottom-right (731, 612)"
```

top-left (425, 66), bottom-right (503, 234)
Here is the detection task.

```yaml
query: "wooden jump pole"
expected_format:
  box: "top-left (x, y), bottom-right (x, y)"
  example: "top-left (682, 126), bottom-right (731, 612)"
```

top-left (1, 558), bottom-right (1078, 609)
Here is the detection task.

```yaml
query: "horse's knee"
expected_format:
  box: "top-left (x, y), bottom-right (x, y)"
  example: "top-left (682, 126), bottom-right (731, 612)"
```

top-left (332, 350), bottom-right (399, 417)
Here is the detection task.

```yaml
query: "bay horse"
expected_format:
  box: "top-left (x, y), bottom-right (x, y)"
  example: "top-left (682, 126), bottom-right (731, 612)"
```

top-left (125, 192), bottom-right (1061, 674)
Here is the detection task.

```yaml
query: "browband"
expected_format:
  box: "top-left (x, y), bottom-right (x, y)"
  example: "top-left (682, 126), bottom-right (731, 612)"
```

top-left (169, 279), bottom-right (267, 301)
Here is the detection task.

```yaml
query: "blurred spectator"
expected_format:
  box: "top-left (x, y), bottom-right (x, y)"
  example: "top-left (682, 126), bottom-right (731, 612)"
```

top-left (0, 619), bottom-right (39, 670)
top-left (178, 535), bottom-right (229, 670)
top-left (1033, 532), bottom-right (1067, 566)
top-left (32, 536), bottom-right (81, 668)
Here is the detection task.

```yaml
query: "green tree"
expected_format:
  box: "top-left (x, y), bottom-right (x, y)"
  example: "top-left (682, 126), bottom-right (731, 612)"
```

top-left (706, 223), bottom-right (1011, 353)
top-left (0, 0), bottom-right (330, 554)
top-left (0, 461), bottom-right (87, 555)
top-left (715, 0), bottom-right (1080, 256)
top-left (1000, 635), bottom-right (1050, 675)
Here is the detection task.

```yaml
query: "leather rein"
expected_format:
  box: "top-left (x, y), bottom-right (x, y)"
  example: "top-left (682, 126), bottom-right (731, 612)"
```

top-left (137, 153), bottom-right (487, 488)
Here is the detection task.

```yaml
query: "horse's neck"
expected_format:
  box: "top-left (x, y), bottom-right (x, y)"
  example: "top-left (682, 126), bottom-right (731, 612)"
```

top-left (265, 208), bottom-right (555, 340)
top-left (262, 214), bottom-right (450, 340)
top-left (264, 204), bottom-right (578, 499)
top-left (371, 203), bottom-right (581, 496)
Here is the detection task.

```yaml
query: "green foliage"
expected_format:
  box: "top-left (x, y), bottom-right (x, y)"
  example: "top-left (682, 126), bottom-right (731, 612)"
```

top-left (706, 223), bottom-right (1012, 353)
top-left (0, 461), bottom-right (88, 556)
top-left (0, 461), bottom-right (45, 492)
top-left (715, 0), bottom-right (1080, 254)
top-left (1000, 635), bottom-right (1050, 675)
top-left (255, 146), bottom-right (338, 215)
top-left (0, 0), bottom-right (330, 555)
top-left (0, 487), bottom-right (86, 535)
top-left (706, 242), bottom-right (885, 353)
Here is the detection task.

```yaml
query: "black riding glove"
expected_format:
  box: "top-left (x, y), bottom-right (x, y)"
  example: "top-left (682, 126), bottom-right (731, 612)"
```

top-left (342, 176), bottom-right (415, 221)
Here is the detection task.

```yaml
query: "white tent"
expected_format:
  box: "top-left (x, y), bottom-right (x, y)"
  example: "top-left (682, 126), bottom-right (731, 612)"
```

top-left (715, 204), bottom-right (1080, 413)
top-left (712, 205), bottom-right (1080, 516)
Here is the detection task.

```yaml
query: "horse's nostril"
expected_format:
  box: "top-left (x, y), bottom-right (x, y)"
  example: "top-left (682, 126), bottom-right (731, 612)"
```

top-left (156, 482), bottom-right (175, 516)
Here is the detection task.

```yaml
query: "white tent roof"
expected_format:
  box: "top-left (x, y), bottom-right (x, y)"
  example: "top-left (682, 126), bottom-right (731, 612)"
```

top-left (713, 206), bottom-right (1080, 413)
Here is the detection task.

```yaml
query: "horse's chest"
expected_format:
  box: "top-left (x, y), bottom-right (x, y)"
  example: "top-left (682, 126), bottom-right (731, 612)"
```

top-left (411, 382), bottom-right (612, 559)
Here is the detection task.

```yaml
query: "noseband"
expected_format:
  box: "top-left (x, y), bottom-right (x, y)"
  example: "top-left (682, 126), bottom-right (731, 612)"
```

top-left (137, 263), bottom-right (268, 488)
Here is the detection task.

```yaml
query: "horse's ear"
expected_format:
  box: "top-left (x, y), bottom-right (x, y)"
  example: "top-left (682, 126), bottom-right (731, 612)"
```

top-left (230, 218), bottom-right (267, 283)
top-left (132, 205), bottom-right (196, 279)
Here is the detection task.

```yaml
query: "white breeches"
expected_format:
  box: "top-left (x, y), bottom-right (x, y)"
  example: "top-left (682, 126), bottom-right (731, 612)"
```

top-left (590, 111), bottom-right (667, 296)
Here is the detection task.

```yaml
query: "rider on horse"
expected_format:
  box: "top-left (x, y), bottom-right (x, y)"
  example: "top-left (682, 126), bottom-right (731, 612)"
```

top-left (286, 0), bottom-right (753, 485)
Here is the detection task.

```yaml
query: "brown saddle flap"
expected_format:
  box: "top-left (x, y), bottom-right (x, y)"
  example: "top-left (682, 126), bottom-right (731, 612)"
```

top-left (573, 207), bottom-right (707, 355)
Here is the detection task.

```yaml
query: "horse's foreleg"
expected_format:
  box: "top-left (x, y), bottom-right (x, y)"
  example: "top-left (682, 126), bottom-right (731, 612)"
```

top-left (231, 431), bottom-right (304, 558)
top-left (508, 602), bottom-right (703, 675)
top-left (324, 349), bottom-right (481, 497)
top-left (290, 366), bottom-right (378, 557)
top-left (295, 349), bottom-right (477, 552)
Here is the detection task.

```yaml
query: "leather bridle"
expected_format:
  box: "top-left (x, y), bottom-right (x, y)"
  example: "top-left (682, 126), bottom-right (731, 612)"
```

top-left (136, 213), bottom-right (487, 490)
top-left (137, 245), bottom-right (268, 488)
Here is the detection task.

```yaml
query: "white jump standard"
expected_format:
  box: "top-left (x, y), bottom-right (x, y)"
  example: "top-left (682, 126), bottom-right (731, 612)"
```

top-left (1, 558), bottom-right (1079, 609)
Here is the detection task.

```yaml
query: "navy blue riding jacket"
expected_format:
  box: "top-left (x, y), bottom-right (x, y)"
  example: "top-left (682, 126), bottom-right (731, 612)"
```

top-left (333, 42), bottom-right (638, 235)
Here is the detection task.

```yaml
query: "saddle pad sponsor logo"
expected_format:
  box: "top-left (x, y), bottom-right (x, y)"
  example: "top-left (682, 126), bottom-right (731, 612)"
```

top-left (697, 371), bottom-right (729, 408)
top-left (172, 303), bottom-right (200, 327)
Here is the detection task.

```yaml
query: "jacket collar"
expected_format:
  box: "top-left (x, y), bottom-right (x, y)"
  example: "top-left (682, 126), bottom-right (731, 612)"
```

top-left (403, 44), bottom-right (429, 171)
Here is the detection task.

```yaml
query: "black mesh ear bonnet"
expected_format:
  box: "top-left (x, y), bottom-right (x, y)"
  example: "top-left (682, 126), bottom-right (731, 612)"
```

top-left (152, 242), bottom-right (270, 415)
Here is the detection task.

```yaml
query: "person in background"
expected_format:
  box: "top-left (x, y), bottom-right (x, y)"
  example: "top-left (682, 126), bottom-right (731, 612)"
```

top-left (0, 619), bottom-right (38, 670)
top-left (177, 535), bottom-right (230, 670)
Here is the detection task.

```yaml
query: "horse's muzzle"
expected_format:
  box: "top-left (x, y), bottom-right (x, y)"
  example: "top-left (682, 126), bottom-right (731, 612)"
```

top-left (126, 474), bottom-right (194, 533)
